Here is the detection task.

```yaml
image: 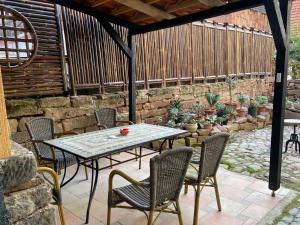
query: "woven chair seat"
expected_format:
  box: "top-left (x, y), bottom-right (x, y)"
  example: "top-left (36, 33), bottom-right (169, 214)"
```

top-left (185, 164), bottom-right (199, 181)
top-left (41, 149), bottom-right (77, 171)
top-left (112, 178), bottom-right (150, 210)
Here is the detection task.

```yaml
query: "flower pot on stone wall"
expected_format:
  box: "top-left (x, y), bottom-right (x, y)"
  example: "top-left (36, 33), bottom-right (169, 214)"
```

top-left (257, 105), bottom-right (267, 115)
top-left (185, 123), bottom-right (198, 133)
top-left (237, 107), bottom-right (247, 117)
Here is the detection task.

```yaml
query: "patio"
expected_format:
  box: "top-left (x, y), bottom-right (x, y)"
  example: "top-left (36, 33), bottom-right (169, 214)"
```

top-left (57, 148), bottom-right (294, 225)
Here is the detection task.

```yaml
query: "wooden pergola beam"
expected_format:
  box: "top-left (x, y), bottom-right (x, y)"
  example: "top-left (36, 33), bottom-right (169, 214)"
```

top-left (91, 0), bottom-right (111, 8)
top-left (197, 0), bottom-right (226, 7)
top-left (132, 0), bottom-right (264, 35)
top-left (113, 0), bottom-right (176, 21)
top-left (111, 0), bottom-right (161, 16)
top-left (132, 0), bottom-right (201, 24)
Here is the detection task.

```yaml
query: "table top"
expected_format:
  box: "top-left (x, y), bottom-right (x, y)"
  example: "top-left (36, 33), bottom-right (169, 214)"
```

top-left (44, 124), bottom-right (188, 160)
top-left (284, 119), bottom-right (300, 125)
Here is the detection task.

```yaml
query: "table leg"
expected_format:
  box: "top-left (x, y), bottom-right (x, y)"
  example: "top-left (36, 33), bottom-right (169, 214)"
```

top-left (139, 147), bottom-right (142, 170)
top-left (60, 155), bottom-right (80, 188)
top-left (159, 139), bottom-right (168, 154)
top-left (85, 159), bottom-right (99, 224)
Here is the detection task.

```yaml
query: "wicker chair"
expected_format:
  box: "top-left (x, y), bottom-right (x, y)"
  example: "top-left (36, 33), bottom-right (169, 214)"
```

top-left (94, 108), bottom-right (138, 168)
top-left (37, 167), bottom-right (65, 225)
top-left (107, 147), bottom-right (193, 225)
top-left (26, 117), bottom-right (88, 185)
top-left (184, 133), bottom-right (230, 225)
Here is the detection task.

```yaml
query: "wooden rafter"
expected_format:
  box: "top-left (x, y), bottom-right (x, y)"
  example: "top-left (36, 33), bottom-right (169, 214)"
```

top-left (113, 0), bottom-right (176, 20)
top-left (197, 0), bottom-right (226, 7)
top-left (132, 0), bottom-right (201, 23)
top-left (112, 0), bottom-right (161, 16)
top-left (91, 0), bottom-right (111, 8)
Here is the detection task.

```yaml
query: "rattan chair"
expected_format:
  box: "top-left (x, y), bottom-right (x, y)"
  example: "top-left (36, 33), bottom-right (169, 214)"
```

top-left (184, 133), bottom-right (230, 225)
top-left (94, 108), bottom-right (138, 168)
top-left (107, 147), bottom-right (193, 225)
top-left (26, 117), bottom-right (88, 186)
top-left (37, 167), bottom-right (65, 225)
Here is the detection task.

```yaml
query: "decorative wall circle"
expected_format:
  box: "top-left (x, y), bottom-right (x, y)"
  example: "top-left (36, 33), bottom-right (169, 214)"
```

top-left (0, 5), bottom-right (38, 71)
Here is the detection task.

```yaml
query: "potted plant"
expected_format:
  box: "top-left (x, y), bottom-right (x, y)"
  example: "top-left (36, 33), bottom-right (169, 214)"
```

top-left (225, 75), bottom-right (238, 109)
top-left (224, 107), bottom-right (237, 122)
top-left (203, 116), bottom-right (216, 130)
top-left (168, 97), bottom-right (183, 124)
top-left (248, 99), bottom-right (258, 117)
top-left (256, 95), bottom-right (268, 115)
top-left (183, 114), bottom-right (198, 133)
top-left (205, 92), bottom-right (220, 115)
top-left (215, 116), bottom-right (226, 125)
top-left (237, 95), bottom-right (248, 117)
top-left (191, 101), bottom-right (205, 121)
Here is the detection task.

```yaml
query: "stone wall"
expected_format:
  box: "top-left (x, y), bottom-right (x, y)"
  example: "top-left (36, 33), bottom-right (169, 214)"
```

top-left (7, 77), bottom-right (274, 146)
top-left (1, 142), bottom-right (55, 225)
top-left (287, 79), bottom-right (300, 99)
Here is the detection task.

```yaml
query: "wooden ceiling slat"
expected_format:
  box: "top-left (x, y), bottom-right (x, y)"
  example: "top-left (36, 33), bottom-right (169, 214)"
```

top-left (112, 0), bottom-right (161, 16)
top-left (197, 0), bottom-right (226, 7)
top-left (92, 0), bottom-right (111, 8)
top-left (113, 0), bottom-right (176, 21)
top-left (132, 0), bottom-right (203, 24)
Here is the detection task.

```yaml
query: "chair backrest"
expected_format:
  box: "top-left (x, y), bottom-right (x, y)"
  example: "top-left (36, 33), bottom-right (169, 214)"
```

top-left (149, 147), bottom-right (193, 209)
top-left (94, 108), bottom-right (117, 128)
top-left (26, 117), bottom-right (54, 159)
top-left (197, 133), bottom-right (230, 182)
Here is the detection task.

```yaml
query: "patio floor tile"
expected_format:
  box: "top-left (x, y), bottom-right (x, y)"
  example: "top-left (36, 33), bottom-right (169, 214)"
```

top-left (55, 150), bottom-right (293, 225)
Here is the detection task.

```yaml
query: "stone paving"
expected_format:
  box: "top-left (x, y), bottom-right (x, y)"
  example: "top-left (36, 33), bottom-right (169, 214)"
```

top-left (220, 125), bottom-right (300, 225)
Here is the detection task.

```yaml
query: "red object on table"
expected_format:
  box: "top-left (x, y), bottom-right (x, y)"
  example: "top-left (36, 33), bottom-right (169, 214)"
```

top-left (120, 128), bottom-right (129, 136)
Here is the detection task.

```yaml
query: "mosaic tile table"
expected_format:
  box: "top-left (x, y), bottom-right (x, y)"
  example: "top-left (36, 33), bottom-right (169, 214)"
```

top-left (44, 123), bottom-right (187, 224)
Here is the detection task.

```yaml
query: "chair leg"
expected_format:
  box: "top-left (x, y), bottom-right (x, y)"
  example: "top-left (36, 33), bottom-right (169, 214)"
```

top-left (213, 176), bottom-right (222, 211)
top-left (84, 165), bottom-right (89, 180)
top-left (147, 211), bottom-right (154, 225)
top-left (193, 184), bottom-right (201, 225)
top-left (107, 206), bottom-right (112, 225)
top-left (175, 200), bottom-right (184, 225)
top-left (184, 183), bottom-right (188, 194)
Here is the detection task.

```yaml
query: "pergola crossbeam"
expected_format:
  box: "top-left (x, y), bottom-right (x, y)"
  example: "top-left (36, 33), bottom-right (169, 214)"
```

top-left (197, 0), bottom-right (226, 7)
top-left (131, 0), bottom-right (264, 35)
top-left (113, 0), bottom-right (175, 21)
top-left (264, 0), bottom-right (287, 51)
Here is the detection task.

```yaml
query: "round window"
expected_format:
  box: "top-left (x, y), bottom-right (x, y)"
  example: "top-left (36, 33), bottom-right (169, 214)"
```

top-left (0, 5), bottom-right (38, 70)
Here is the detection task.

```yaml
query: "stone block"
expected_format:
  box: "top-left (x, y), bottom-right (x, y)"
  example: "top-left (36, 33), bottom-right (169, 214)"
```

top-left (38, 97), bottom-right (71, 108)
top-left (197, 129), bottom-right (210, 136)
top-left (62, 115), bottom-right (97, 131)
top-left (172, 138), bottom-right (186, 148)
top-left (235, 117), bottom-right (248, 124)
top-left (54, 123), bottom-right (63, 134)
top-left (71, 96), bottom-right (95, 107)
top-left (257, 121), bottom-right (265, 129)
top-left (239, 122), bottom-right (256, 131)
top-left (185, 137), bottom-right (198, 146)
top-left (6, 99), bottom-right (39, 118)
top-left (13, 206), bottom-right (56, 225)
top-left (8, 119), bottom-right (18, 133)
top-left (257, 115), bottom-right (266, 122)
top-left (141, 108), bottom-right (167, 119)
top-left (18, 117), bottom-right (34, 132)
top-left (150, 100), bottom-right (170, 109)
top-left (11, 132), bottom-right (30, 145)
top-left (44, 107), bottom-right (93, 121)
top-left (197, 135), bottom-right (208, 144)
top-left (226, 123), bottom-right (239, 132)
top-left (152, 140), bottom-right (169, 151)
top-left (5, 181), bottom-right (52, 223)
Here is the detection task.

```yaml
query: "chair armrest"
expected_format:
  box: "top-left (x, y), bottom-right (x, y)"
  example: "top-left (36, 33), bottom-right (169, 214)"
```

top-left (116, 120), bottom-right (134, 126)
top-left (37, 167), bottom-right (62, 204)
top-left (109, 169), bottom-right (141, 187)
top-left (97, 123), bottom-right (107, 130)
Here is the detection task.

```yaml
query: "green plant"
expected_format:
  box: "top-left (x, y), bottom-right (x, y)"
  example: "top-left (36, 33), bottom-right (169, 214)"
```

top-left (248, 99), bottom-right (258, 109)
top-left (183, 114), bottom-right (198, 124)
top-left (166, 120), bottom-right (176, 128)
top-left (168, 97), bottom-right (183, 123)
top-left (227, 75), bottom-right (237, 105)
top-left (190, 101), bottom-right (204, 117)
top-left (289, 36), bottom-right (300, 79)
top-left (215, 117), bottom-right (226, 124)
top-left (205, 115), bottom-right (216, 124)
top-left (238, 95), bottom-right (248, 107)
top-left (256, 96), bottom-right (268, 105)
top-left (224, 107), bottom-right (237, 117)
top-left (205, 93), bottom-right (220, 108)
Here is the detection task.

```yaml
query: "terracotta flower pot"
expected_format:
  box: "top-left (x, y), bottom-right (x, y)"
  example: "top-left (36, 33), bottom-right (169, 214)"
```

top-left (237, 108), bottom-right (247, 117)
top-left (204, 123), bottom-right (213, 130)
top-left (204, 108), bottom-right (216, 116)
top-left (185, 124), bottom-right (198, 133)
top-left (257, 105), bottom-right (267, 115)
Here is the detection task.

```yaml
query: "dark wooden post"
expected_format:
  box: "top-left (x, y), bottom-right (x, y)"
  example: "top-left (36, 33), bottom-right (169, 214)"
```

top-left (128, 33), bottom-right (137, 123)
top-left (266, 0), bottom-right (292, 195)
